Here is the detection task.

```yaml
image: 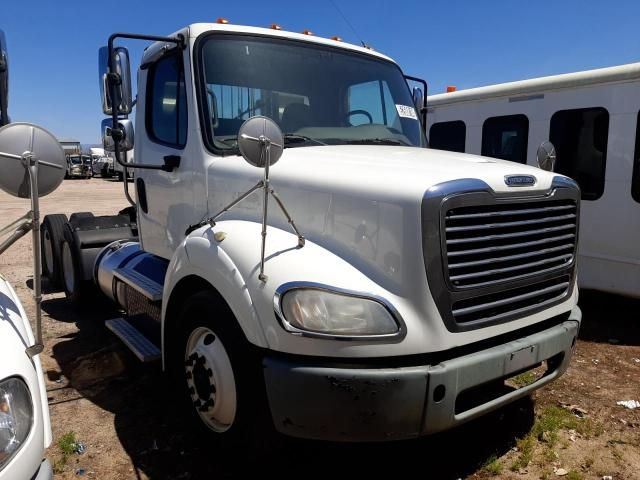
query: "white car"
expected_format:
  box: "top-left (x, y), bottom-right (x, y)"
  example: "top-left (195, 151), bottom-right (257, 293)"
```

top-left (0, 275), bottom-right (52, 480)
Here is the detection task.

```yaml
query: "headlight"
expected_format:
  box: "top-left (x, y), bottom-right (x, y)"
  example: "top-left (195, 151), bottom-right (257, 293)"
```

top-left (276, 285), bottom-right (402, 338)
top-left (0, 378), bottom-right (33, 470)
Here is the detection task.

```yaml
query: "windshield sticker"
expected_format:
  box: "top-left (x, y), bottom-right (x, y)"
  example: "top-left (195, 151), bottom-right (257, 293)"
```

top-left (395, 104), bottom-right (417, 120)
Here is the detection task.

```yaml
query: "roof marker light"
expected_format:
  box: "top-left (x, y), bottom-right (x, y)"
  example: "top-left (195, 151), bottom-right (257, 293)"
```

top-left (270, 24), bottom-right (282, 30)
top-left (446, 85), bottom-right (457, 93)
top-left (302, 29), bottom-right (314, 35)
top-left (216, 18), bottom-right (229, 24)
top-left (330, 36), bottom-right (342, 41)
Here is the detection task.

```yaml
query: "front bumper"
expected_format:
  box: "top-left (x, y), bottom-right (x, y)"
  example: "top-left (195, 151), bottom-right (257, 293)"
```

top-left (263, 306), bottom-right (581, 442)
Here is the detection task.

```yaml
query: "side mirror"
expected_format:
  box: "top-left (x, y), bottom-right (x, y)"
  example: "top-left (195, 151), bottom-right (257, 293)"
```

top-left (99, 46), bottom-right (133, 116)
top-left (102, 118), bottom-right (134, 152)
top-left (237, 116), bottom-right (284, 168)
top-left (0, 30), bottom-right (9, 125)
top-left (0, 122), bottom-right (66, 198)
top-left (537, 140), bottom-right (556, 172)
top-left (412, 86), bottom-right (425, 113)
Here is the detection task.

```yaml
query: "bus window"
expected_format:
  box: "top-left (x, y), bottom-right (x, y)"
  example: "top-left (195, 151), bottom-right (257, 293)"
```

top-left (550, 107), bottom-right (608, 201)
top-left (429, 120), bottom-right (466, 153)
top-left (481, 114), bottom-right (529, 163)
top-left (633, 111), bottom-right (640, 203)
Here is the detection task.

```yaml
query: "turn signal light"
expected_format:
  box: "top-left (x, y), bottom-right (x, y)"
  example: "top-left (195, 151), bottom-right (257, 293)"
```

top-left (216, 18), bottom-right (229, 24)
top-left (270, 24), bottom-right (282, 30)
top-left (446, 85), bottom-right (457, 93)
top-left (302, 29), bottom-right (313, 35)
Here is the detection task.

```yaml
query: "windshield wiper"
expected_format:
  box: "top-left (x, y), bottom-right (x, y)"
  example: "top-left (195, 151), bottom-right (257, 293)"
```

top-left (283, 133), bottom-right (327, 147)
top-left (344, 138), bottom-right (411, 146)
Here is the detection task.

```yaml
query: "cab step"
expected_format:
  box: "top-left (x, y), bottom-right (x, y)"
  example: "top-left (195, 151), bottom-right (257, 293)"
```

top-left (113, 265), bottom-right (163, 301)
top-left (105, 317), bottom-right (161, 362)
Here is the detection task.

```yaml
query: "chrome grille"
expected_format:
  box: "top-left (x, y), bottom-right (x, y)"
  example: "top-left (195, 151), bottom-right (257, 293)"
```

top-left (444, 200), bottom-right (577, 289)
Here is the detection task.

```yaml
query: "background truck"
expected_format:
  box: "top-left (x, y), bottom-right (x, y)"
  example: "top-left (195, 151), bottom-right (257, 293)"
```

top-left (427, 63), bottom-right (640, 299)
top-left (42, 21), bottom-right (581, 443)
top-left (0, 28), bottom-right (54, 480)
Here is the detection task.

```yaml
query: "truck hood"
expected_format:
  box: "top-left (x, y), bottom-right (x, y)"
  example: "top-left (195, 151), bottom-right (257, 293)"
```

top-left (206, 146), bottom-right (560, 295)
top-left (269, 145), bottom-right (554, 197)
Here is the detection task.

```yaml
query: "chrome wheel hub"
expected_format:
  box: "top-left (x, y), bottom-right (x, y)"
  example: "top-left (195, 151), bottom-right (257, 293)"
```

top-left (184, 327), bottom-right (236, 432)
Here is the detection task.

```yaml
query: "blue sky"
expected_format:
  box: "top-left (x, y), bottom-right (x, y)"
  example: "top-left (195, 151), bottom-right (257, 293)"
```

top-left (2, 0), bottom-right (639, 143)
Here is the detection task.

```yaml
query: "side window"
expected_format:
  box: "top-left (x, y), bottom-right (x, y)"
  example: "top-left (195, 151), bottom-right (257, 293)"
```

top-left (147, 53), bottom-right (187, 147)
top-left (481, 114), bottom-right (529, 163)
top-left (632, 111), bottom-right (640, 203)
top-left (430, 120), bottom-right (466, 153)
top-left (550, 107), bottom-right (609, 201)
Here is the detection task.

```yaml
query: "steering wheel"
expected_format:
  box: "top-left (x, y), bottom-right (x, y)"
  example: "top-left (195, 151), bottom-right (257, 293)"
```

top-left (346, 109), bottom-right (373, 125)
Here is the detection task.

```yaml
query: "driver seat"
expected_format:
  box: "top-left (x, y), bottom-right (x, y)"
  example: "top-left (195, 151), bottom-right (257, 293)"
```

top-left (281, 103), bottom-right (311, 133)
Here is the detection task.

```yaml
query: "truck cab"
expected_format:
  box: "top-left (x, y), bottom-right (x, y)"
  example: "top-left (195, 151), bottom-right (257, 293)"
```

top-left (49, 22), bottom-right (581, 442)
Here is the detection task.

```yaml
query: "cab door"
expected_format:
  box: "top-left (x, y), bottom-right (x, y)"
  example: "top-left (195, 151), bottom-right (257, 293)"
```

top-left (135, 49), bottom-right (193, 259)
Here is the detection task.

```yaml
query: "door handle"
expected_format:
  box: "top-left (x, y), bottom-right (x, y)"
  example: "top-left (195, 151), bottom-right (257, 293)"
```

top-left (162, 155), bottom-right (181, 172)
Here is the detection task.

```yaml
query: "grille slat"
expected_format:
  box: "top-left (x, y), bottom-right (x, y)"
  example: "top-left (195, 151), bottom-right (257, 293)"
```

top-left (441, 197), bottom-right (578, 325)
top-left (445, 213), bottom-right (576, 233)
top-left (446, 223), bottom-right (576, 245)
top-left (448, 243), bottom-right (575, 269)
top-left (446, 203), bottom-right (575, 220)
top-left (449, 253), bottom-right (573, 282)
top-left (452, 281), bottom-right (569, 317)
top-left (447, 233), bottom-right (575, 257)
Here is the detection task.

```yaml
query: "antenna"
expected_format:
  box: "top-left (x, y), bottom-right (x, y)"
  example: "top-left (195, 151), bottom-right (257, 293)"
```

top-left (328, 0), bottom-right (367, 47)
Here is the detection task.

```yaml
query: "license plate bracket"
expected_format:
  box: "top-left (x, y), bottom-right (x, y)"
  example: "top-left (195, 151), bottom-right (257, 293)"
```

top-left (505, 344), bottom-right (538, 374)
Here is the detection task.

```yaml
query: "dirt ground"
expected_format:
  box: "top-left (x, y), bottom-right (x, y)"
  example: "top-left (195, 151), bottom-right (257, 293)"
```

top-left (0, 178), bottom-right (638, 479)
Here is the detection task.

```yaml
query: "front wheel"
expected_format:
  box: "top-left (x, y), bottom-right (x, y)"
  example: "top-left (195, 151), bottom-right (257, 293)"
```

top-left (170, 291), bottom-right (271, 446)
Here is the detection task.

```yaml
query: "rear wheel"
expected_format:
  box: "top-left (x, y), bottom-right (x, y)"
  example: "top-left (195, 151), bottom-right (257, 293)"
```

top-left (60, 224), bottom-right (95, 305)
top-left (41, 214), bottom-right (69, 288)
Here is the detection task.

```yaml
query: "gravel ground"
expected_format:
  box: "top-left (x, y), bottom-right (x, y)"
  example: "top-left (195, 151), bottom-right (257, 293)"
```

top-left (0, 177), bottom-right (638, 479)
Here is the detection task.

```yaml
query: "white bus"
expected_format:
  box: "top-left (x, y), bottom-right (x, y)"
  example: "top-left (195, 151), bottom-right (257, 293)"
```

top-left (427, 62), bottom-right (640, 298)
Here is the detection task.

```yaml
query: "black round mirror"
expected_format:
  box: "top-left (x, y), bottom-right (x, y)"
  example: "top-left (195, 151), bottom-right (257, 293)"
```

top-left (0, 122), bottom-right (65, 197)
top-left (237, 116), bottom-right (284, 168)
top-left (537, 141), bottom-right (556, 172)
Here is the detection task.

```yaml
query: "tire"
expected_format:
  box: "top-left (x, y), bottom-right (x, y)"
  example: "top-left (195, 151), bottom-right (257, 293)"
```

top-left (101, 166), bottom-right (108, 178)
top-left (169, 291), bottom-right (270, 448)
top-left (117, 172), bottom-right (123, 182)
top-left (60, 224), bottom-right (95, 305)
top-left (41, 214), bottom-right (69, 288)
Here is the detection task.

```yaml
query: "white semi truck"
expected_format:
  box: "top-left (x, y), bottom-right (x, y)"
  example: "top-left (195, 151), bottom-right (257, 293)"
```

top-left (42, 22), bottom-right (582, 442)
top-left (0, 29), bottom-right (54, 480)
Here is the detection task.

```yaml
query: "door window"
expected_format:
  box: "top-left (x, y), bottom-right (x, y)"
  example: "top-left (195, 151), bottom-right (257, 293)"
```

top-left (147, 53), bottom-right (187, 147)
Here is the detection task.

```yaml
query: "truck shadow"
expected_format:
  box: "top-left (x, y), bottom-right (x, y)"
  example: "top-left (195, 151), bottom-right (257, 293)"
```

top-left (47, 304), bottom-right (535, 479)
top-left (578, 289), bottom-right (640, 346)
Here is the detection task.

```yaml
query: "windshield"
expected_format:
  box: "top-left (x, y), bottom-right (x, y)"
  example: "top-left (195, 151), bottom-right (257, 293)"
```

top-left (69, 156), bottom-right (81, 165)
top-left (199, 35), bottom-right (425, 153)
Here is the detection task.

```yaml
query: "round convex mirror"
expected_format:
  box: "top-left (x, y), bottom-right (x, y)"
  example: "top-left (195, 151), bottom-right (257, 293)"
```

top-left (237, 116), bottom-right (284, 168)
top-left (0, 122), bottom-right (65, 198)
top-left (536, 140), bottom-right (556, 172)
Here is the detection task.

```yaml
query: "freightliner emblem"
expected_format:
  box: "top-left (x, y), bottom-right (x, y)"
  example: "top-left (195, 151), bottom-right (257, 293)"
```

top-left (504, 175), bottom-right (537, 187)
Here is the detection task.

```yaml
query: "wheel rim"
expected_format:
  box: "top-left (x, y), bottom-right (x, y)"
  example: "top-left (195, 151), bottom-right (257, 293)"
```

top-left (43, 230), bottom-right (54, 274)
top-left (184, 326), bottom-right (237, 432)
top-left (61, 242), bottom-right (75, 293)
